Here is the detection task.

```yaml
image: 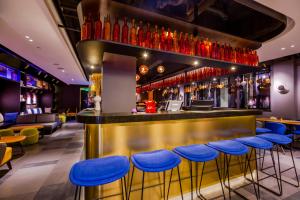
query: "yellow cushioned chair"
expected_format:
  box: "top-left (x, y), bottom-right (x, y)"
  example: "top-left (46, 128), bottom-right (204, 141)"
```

top-left (0, 129), bottom-right (14, 137)
top-left (20, 128), bottom-right (39, 146)
top-left (0, 142), bottom-right (12, 169)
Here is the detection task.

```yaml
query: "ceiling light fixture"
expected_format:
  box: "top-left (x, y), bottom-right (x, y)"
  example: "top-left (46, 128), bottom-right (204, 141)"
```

top-left (91, 65), bottom-right (95, 69)
top-left (281, 47), bottom-right (286, 50)
top-left (62, 70), bottom-right (65, 73)
top-left (139, 65), bottom-right (149, 75)
top-left (71, 78), bottom-right (74, 81)
top-left (290, 45), bottom-right (295, 48)
top-left (231, 66), bottom-right (236, 70)
top-left (213, 77), bottom-right (217, 81)
top-left (157, 65), bottom-right (165, 74)
top-left (142, 52), bottom-right (148, 59)
top-left (193, 60), bottom-right (199, 66)
top-left (25, 35), bottom-right (30, 39)
top-left (28, 39), bottom-right (33, 42)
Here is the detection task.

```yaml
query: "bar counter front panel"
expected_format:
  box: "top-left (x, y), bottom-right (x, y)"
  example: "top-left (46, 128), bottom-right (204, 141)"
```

top-left (77, 110), bottom-right (260, 199)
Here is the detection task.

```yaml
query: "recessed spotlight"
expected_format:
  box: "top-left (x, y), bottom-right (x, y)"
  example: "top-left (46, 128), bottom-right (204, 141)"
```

top-left (213, 77), bottom-right (217, 81)
top-left (231, 66), bottom-right (236, 70)
top-left (262, 75), bottom-right (266, 79)
top-left (142, 52), bottom-right (148, 58)
top-left (281, 47), bottom-right (286, 50)
top-left (25, 35), bottom-right (30, 39)
top-left (71, 78), bottom-right (74, 81)
top-left (90, 65), bottom-right (94, 69)
top-left (291, 45), bottom-right (295, 48)
top-left (192, 82), bottom-right (195, 85)
top-left (193, 60), bottom-right (199, 66)
top-left (62, 70), bottom-right (65, 73)
top-left (28, 39), bottom-right (33, 42)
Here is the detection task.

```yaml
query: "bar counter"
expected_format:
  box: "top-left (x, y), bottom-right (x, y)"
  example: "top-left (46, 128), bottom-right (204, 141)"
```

top-left (77, 109), bottom-right (262, 199)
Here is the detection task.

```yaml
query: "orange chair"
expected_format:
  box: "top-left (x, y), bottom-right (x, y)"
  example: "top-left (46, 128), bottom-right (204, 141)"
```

top-left (0, 142), bottom-right (12, 169)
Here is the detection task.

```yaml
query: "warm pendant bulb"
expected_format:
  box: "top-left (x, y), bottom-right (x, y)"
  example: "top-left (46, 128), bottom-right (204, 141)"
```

top-left (139, 65), bottom-right (149, 75)
top-left (157, 65), bottom-right (165, 74)
top-left (136, 74), bottom-right (140, 81)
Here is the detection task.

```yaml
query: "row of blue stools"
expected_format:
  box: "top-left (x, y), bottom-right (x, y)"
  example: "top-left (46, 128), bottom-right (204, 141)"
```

top-left (69, 122), bottom-right (299, 200)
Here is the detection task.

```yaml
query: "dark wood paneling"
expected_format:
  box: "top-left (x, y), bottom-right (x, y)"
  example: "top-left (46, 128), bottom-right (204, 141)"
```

top-left (0, 78), bottom-right (20, 113)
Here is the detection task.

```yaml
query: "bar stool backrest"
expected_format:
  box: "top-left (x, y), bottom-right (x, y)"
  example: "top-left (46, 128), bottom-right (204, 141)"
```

top-left (265, 122), bottom-right (286, 135)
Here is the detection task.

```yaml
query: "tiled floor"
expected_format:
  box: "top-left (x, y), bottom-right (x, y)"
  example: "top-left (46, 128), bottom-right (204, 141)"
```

top-left (1, 123), bottom-right (300, 200)
top-left (0, 122), bottom-right (84, 200)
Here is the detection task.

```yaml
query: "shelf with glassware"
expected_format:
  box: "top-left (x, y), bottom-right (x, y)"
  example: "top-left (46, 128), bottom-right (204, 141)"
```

top-left (137, 67), bottom-right (271, 110)
top-left (77, 12), bottom-right (260, 71)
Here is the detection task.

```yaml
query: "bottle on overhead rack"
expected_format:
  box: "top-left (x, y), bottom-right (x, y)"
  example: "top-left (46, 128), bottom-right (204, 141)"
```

top-left (103, 14), bottom-right (111, 40)
top-left (112, 16), bottom-right (120, 42)
top-left (179, 32), bottom-right (185, 54)
top-left (166, 28), bottom-right (173, 51)
top-left (184, 33), bottom-right (189, 54)
top-left (137, 20), bottom-right (144, 47)
top-left (160, 26), bottom-right (166, 50)
top-left (93, 13), bottom-right (102, 40)
top-left (153, 25), bottom-right (160, 49)
top-left (121, 17), bottom-right (129, 43)
top-left (145, 23), bottom-right (152, 48)
top-left (81, 13), bottom-right (92, 40)
top-left (130, 18), bottom-right (137, 45)
top-left (189, 34), bottom-right (195, 56)
top-left (195, 37), bottom-right (201, 56)
top-left (173, 30), bottom-right (179, 52)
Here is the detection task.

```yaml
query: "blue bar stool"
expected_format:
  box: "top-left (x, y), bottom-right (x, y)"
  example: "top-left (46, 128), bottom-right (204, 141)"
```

top-left (257, 133), bottom-right (300, 189)
top-left (69, 156), bottom-right (130, 200)
top-left (208, 140), bottom-right (258, 200)
top-left (127, 149), bottom-right (183, 200)
top-left (256, 127), bottom-right (272, 134)
top-left (235, 136), bottom-right (281, 197)
top-left (174, 144), bottom-right (225, 200)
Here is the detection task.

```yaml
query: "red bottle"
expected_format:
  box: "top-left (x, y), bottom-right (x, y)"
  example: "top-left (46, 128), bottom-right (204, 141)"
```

top-left (216, 42), bottom-right (220, 60)
top-left (137, 21), bottom-right (144, 47)
top-left (179, 32), bottom-right (185, 54)
top-left (195, 37), bottom-right (201, 56)
top-left (94, 13), bottom-right (102, 40)
top-left (145, 100), bottom-right (157, 113)
top-left (153, 25), bottom-right (160, 49)
top-left (145, 23), bottom-right (151, 48)
top-left (184, 33), bottom-right (190, 54)
top-left (81, 13), bottom-right (92, 40)
top-left (200, 40), bottom-right (205, 57)
top-left (211, 42), bottom-right (216, 59)
top-left (121, 17), bottom-right (129, 43)
top-left (103, 14), bottom-right (111, 40)
top-left (113, 16), bottom-right (120, 42)
top-left (166, 28), bottom-right (173, 51)
top-left (220, 44), bottom-right (225, 60)
top-left (160, 27), bottom-right (166, 50)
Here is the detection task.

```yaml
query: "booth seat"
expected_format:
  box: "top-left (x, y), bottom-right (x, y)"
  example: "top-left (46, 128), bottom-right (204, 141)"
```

top-left (0, 142), bottom-right (12, 170)
top-left (11, 114), bottom-right (61, 135)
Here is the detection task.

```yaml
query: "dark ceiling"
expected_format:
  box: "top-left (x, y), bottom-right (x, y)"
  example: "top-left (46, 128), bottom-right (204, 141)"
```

top-left (53, 0), bottom-right (287, 85)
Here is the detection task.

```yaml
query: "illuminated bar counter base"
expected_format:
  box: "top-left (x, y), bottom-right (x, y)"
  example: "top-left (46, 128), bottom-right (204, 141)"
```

top-left (77, 109), bottom-right (261, 200)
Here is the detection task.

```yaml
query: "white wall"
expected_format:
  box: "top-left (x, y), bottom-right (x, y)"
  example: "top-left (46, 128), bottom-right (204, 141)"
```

top-left (101, 53), bottom-right (136, 113)
top-left (264, 59), bottom-right (298, 119)
top-left (297, 64), bottom-right (300, 119)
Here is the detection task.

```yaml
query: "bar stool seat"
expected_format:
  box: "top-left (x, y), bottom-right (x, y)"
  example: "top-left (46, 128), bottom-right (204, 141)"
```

top-left (207, 140), bottom-right (248, 155)
top-left (235, 136), bottom-right (273, 150)
top-left (70, 156), bottom-right (130, 186)
top-left (257, 134), bottom-right (292, 145)
top-left (131, 149), bottom-right (181, 172)
top-left (256, 127), bottom-right (272, 134)
top-left (174, 144), bottom-right (219, 162)
top-left (69, 156), bottom-right (129, 200)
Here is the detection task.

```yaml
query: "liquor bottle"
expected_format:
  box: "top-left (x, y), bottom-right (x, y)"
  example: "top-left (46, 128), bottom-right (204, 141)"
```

top-left (121, 17), bottom-right (129, 43)
top-left (103, 14), bottom-right (111, 40)
top-left (160, 27), bottom-right (166, 50)
top-left (81, 14), bottom-right (92, 40)
top-left (173, 30), bottom-right (179, 52)
top-left (200, 40), bottom-right (205, 57)
top-left (220, 44), bottom-right (225, 60)
top-left (204, 38), bottom-right (211, 57)
top-left (211, 42), bottom-right (216, 59)
top-left (94, 13), bottom-right (102, 40)
top-left (145, 23), bottom-right (151, 48)
top-left (190, 34), bottom-right (195, 56)
top-left (195, 37), bottom-right (201, 56)
top-left (184, 33), bottom-right (189, 54)
top-left (179, 32), bottom-right (185, 54)
top-left (130, 19), bottom-right (137, 45)
top-left (166, 28), bottom-right (173, 51)
top-left (152, 25), bottom-right (160, 49)
top-left (216, 42), bottom-right (220, 60)
top-left (224, 44), bottom-right (228, 61)
top-left (137, 21), bottom-right (144, 47)
top-left (112, 16), bottom-right (120, 42)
